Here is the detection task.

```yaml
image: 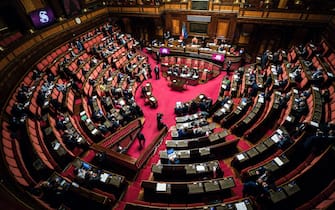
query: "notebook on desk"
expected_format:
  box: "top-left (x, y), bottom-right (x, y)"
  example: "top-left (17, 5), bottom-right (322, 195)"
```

top-left (274, 157), bottom-right (284, 166)
top-left (156, 183), bottom-right (167, 192)
top-left (235, 201), bottom-right (247, 210)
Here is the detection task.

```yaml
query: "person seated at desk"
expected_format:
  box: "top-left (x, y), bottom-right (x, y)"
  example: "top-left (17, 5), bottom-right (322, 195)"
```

top-left (192, 36), bottom-right (199, 45)
top-left (248, 81), bottom-right (259, 98)
top-left (177, 127), bottom-right (188, 138)
top-left (303, 123), bottom-right (335, 154)
top-left (218, 44), bottom-right (226, 53)
top-left (189, 100), bottom-right (198, 114)
top-left (193, 127), bottom-right (206, 136)
top-left (199, 97), bottom-right (212, 112)
top-left (167, 66), bottom-right (173, 75)
top-left (74, 167), bottom-right (88, 180)
top-left (74, 166), bottom-right (101, 187)
top-left (92, 109), bottom-right (105, 122)
top-left (98, 123), bottom-right (109, 134)
top-left (311, 68), bottom-right (324, 86)
top-left (175, 101), bottom-right (188, 116)
top-left (278, 79), bottom-right (288, 89)
top-left (264, 73), bottom-right (272, 91)
top-left (276, 64), bottom-right (283, 79)
top-left (172, 66), bottom-right (179, 76)
top-left (292, 94), bottom-right (308, 118)
top-left (276, 133), bottom-right (293, 149)
top-left (167, 148), bottom-right (180, 164)
top-left (292, 66), bottom-right (302, 83)
top-left (243, 168), bottom-right (276, 199)
top-left (223, 76), bottom-right (231, 91)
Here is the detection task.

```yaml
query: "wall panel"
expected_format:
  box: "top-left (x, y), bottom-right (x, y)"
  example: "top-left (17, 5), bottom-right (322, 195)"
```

top-left (172, 19), bottom-right (180, 35)
top-left (217, 21), bottom-right (229, 37)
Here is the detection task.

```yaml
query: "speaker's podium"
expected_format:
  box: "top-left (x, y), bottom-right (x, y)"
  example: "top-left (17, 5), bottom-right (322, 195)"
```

top-left (169, 78), bottom-right (187, 91)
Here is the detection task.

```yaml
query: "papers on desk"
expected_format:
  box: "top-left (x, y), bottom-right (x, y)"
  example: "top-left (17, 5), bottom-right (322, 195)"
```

top-left (100, 173), bottom-right (109, 183)
top-left (92, 128), bottom-right (99, 135)
top-left (77, 137), bottom-right (83, 143)
top-left (258, 96), bottom-right (265, 103)
top-left (53, 142), bottom-right (60, 150)
top-left (44, 100), bottom-right (49, 107)
top-left (310, 121), bottom-right (319, 127)
top-left (312, 86), bottom-right (319, 91)
top-left (235, 201), bottom-right (248, 210)
top-left (276, 128), bottom-right (283, 136)
top-left (156, 183), bottom-right (167, 192)
top-left (289, 73), bottom-right (294, 78)
top-left (236, 153), bottom-right (246, 161)
top-left (271, 134), bottom-right (281, 143)
top-left (196, 165), bottom-right (206, 172)
top-left (220, 107), bottom-right (227, 113)
top-left (60, 180), bottom-right (67, 187)
top-left (224, 103), bottom-right (231, 110)
top-left (119, 99), bottom-right (126, 106)
top-left (275, 91), bottom-right (282, 96)
top-left (274, 157), bottom-right (284, 166)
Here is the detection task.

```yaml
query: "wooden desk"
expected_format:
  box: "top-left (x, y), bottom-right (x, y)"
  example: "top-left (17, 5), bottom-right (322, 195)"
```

top-left (141, 177), bottom-right (235, 202)
top-left (270, 188), bottom-right (287, 204)
top-left (282, 181), bottom-right (300, 196)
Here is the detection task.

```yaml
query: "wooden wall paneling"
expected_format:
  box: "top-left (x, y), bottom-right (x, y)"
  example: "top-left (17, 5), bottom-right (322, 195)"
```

top-left (268, 12), bottom-right (301, 20)
top-left (20, 0), bottom-right (45, 13)
top-left (278, 0), bottom-right (289, 9)
top-left (172, 19), bottom-right (180, 36)
top-left (217, 21), bottom-right (229, 38)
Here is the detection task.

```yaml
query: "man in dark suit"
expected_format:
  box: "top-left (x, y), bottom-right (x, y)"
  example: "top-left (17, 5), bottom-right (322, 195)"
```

top-left (154, 65), bottom-right (160, 79)
top-left (137, 133), bottom-right (146, 150)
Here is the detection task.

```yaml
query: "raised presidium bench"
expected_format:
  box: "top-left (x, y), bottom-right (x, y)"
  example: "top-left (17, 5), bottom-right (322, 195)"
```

top-left (141, 177), bottom-right (236, 203)
top-left (151, 160), bottom-right (223, 181)
top-left (141, 82), bottom-right (158, 108)
top-left (159, 138), bottom-right (240, 164)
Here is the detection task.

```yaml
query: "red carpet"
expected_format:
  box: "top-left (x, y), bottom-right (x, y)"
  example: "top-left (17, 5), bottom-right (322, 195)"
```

top-left (126, 52), bottom-right (227, 158)
top-left (116, 51), bottom-right (248, 209)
